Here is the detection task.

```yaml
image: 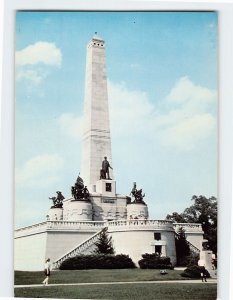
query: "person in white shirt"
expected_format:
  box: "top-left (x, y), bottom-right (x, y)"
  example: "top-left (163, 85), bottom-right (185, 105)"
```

top-left (42, 258), bottom-right (51, 285)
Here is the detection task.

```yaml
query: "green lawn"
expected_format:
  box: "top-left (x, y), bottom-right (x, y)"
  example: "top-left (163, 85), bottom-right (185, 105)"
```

top-left (14, 282), bottom-right (217, 300)
top-left (15, 269), bottom-right (186, 285)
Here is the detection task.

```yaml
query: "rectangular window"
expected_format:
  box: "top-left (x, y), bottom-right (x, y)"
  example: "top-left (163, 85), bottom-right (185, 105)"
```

top-left (154, 233), bottom-right (161, 240)
top-left (106, 183), bottom-right (112, 192)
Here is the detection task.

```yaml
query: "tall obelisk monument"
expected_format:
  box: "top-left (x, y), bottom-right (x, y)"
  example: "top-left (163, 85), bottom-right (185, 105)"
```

top-left (81, 33), bottom-right (113, 190)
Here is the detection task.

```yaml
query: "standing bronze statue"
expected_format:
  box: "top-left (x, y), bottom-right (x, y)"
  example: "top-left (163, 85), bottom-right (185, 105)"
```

top-left (100, 156), bottom-right (113, 180)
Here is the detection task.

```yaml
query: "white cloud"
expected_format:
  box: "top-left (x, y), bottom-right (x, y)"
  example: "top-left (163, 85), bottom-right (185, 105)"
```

top-left (16, 69), bottom-right (46, 85)
top-left (166, 76), bottom-right (216, 109)
top-left (158, 77), bottom-right (217, 148)
top-left (15, 41), bottom-right (62, 67)
top-left (16, 154), bottom-right (64, 187)
top-left (58, 113), bottom-right (83, 139)
top-left (108, 81), bottom-right (155, 137)
top-left (161, 113), bottom-right (216, 150)
top-left (108, 77), bottom-right (216, 150)
top-left (57, 78), bottom-right (216, 151)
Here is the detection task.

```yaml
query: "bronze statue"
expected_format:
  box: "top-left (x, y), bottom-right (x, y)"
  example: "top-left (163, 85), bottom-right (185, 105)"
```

top-left (100, 156), bottom-right (113, 180)
top-left (49, 196), bottom-right (57, 207)
top-left (71, 175), bottom-right (90, 201)
top-left (83, 186), bottom-right (90, 199)
top-left (49, 191), bottom-right (64, 208)
top-left (100, 169), bottom-right (106, 179)
top-left (130, 182), bottom-right (145, 204)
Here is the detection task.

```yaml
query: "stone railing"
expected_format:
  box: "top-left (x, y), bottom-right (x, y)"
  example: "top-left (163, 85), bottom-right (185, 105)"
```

top-left (186, 240), bottom-right (200, 254)
top-left (107, 219), bottom-right (174, 231)
top-left (53, 227), bottom-right (107, 269)
top-left (14, 221), bottom-right (48, 238)
top-left (15, 220), bottom-right (203, 238)
top-left (46, 220), bottom-right (105, 231)
top-left (14, 220), bottom-right (105, 238)
top-left (173, 223), bottom-right (203, 233)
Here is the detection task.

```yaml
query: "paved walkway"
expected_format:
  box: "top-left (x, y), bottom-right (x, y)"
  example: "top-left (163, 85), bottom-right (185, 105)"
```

top-left (15, 279), bottom-right (217, 288)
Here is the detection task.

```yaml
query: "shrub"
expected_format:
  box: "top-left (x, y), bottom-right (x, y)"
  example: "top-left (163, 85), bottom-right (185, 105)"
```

top-left (186, 253), bottom-right (200, 267)
top-left (59, 254), bottom-right (136, 270)
top-left (94, 228), bottom-right (114, 255)
top-left (181, 265), bottom-right (210, 278)
top-left (138, 254), bottom-right (173, 269)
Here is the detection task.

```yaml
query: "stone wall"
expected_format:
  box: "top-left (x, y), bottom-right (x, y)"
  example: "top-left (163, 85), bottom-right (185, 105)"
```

top-left (14, 232), bottom-right (47, 271)
top-left (109, 229), bottom-right (176, 266)
top-left (46, 231), bottom-right (96, 263)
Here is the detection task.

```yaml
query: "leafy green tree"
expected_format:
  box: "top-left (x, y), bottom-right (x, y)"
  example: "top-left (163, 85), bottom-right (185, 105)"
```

top-left (175, 227), bottom-right (190, 266)
top-left (94, 228), bottom-right (114, 255)
top-left (166, 212), bottom-right (186, 223)
top-left (166, 195), bottom-right (217, 254)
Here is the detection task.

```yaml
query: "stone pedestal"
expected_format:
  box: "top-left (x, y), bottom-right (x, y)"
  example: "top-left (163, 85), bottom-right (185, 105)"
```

top-left (63, 199), bottom-right (93, 221)
top-left (198, 250), bottom-right (213, 270)
top-left (47, 207), bottom-right (63, 221)
top-left (127, 203), bottom-right (149, 220)
top-left (96, 179), bottom-right (116, 197)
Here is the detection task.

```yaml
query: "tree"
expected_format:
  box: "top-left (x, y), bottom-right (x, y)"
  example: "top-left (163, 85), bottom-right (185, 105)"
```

top-left (94, 228), bottom-right (114, 255)
top-left (175, 227), bottom-right (190, 266)
top-left (166, 195), bottom-right (217, 254)
top-left (165, 212), bottom-right (186, 223)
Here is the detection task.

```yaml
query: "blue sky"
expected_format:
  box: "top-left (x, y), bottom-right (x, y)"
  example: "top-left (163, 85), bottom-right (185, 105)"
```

top-left (15, 11), bottom-right (218, 228)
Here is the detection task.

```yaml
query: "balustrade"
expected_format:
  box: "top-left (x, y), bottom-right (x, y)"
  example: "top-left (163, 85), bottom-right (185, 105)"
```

top-left (15, 219), bottom-right (182, 238)
top-left (107, 219), bottom-right (174, 230)
top-left (173, 223), bottom-right (203, 232)
top-left (14, 222), bottom-right (48, 238)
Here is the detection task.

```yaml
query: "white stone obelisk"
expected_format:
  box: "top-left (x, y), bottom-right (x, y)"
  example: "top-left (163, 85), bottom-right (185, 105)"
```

top-left (81, 33), bottom-right (113, 190)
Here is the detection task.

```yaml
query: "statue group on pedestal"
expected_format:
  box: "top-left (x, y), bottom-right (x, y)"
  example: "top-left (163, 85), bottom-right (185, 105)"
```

top-left (49, 191), bottom-right (65, 208)
top-left (71, 175), bottom-right (90, 201)
top-left (130, 182), bottom-right (146, 204)
top-left (100, 156), bottom-right (113, 180)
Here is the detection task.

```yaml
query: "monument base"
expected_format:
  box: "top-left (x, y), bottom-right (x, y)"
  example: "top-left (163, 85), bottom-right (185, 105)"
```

top-left (95, 179), bottom-right (116, 197)
top-left (198, 249), bottom-right (213, 270)
top-left (127, 203), bottom-right (149, 220)
top-left (63, 199), bottom-right (93, 221)
top-left (47, 207), bottom-right (63, 221)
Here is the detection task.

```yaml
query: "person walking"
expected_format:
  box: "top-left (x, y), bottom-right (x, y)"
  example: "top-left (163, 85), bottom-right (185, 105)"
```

top-left (200, 265), bottom-right (207, 282)
top-left (42, 258), bottom-right (51, 285)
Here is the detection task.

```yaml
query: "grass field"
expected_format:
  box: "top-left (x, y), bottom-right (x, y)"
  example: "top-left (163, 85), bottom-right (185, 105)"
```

top-left (15, 269), bottom-right (217, 299)
top-left (15, 282), bottom-right (217, 300)
top-left (15, 269), bottom-right (186, 285)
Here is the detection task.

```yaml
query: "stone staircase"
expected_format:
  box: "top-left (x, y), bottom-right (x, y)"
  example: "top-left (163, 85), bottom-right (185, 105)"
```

top-left (186, 240), bottom-right (200, 255)
top-left (52, 227), bottom-right (107, 269)
top-left (174, 232), bottom-right (200, 255)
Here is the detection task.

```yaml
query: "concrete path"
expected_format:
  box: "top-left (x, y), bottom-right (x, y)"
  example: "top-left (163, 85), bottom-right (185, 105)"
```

top-left (15, 279), bottom-right (217, 288)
